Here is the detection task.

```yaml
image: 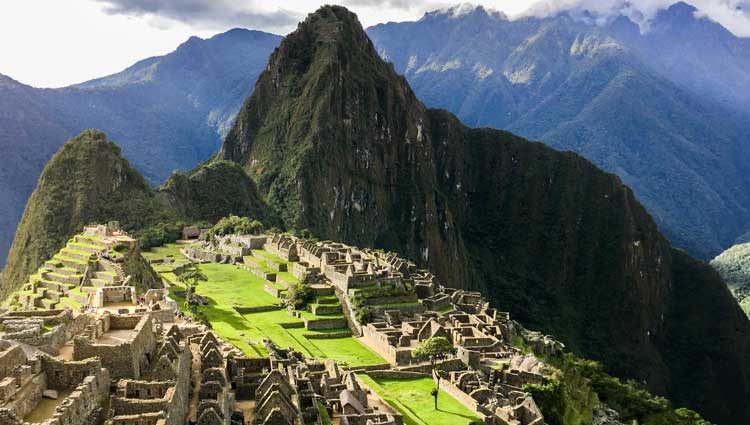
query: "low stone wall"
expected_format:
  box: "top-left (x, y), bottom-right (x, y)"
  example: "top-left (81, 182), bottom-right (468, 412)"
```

top-left (435, 373), bottom-right (483, 417)
top-left (4, 322), bottom-right (67, 355)
top-left (149, 308), bottom-right (175, 324)
top-left (304, 318), bottom-right (347, 330)
top-left (310, 304), bottom-right (342, 315)
top-left (2, 372), bottom-right (45, 418)
top-left (360, 325), bottom-right (412, 365)
top-left (234, 305), bottom-right (282, 314)
top-left (42, 356), bottom-right (102, 389)
top-left (0, 309), bottom-right (71, 325)
top-left (304, 331), bottom-right (351, 339)
top-left (366, 370), bottom-right (428, 379)
top-left (263, 284), bottom-right (284, 298)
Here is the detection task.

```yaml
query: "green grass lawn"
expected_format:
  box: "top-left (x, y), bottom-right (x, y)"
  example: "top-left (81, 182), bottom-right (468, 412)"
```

top-left (167, 262), bottom-right (385, 366)
top-left (141, 243), bottom-right (191, 262)
top-left (360, 376), bottom-right (480, 425)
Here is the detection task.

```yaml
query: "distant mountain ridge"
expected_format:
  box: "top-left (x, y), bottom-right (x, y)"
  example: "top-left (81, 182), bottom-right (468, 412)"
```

top-left (2, 1), bottom-right (749, 266)
top-left (0, 28), bottom-right (281, 266)
top-left (367, 2), bottom-right (750, 259)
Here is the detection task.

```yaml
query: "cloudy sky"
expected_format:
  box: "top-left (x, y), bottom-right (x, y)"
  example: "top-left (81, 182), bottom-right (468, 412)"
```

top-left (0, 0), bottom-right (748, 88)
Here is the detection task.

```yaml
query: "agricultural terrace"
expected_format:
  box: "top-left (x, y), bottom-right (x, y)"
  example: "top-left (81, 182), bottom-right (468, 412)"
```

top-left (150, 244), bottom-right (386, 367)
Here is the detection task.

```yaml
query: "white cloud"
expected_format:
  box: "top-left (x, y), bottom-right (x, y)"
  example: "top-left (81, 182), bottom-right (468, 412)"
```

top-left (0, 0), bottom-right (747, 87)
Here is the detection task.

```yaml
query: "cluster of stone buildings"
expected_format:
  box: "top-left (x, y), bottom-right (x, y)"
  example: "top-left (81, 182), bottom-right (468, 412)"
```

top-left (1, 226), bottom-right (568, 424)
top-left (192, 233), bottom-right (560, 425)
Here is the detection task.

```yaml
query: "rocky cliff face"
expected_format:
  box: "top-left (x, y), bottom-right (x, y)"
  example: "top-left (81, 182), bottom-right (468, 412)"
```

top-left (0, 130), bottom-right (171, 296)
top-left (220, 7), bottom-right (750, 424)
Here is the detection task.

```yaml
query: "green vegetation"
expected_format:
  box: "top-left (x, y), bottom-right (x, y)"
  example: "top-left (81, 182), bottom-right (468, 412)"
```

top-left (160, 160), bottom-right (273, 225)
top-left (134, 222), bottom-right (185, 250)
top-left (0, 130), bottom-right (175, 298)
top-left (413, 336), bottom-right (453, 410)
top-left (163, 261), bottom-right (384, 366)
top-left (710, 243), bottom-right (750, 316)
top-left (524, 354), bottom-right (712, 425)
top-left (360, 375), bottom-right (480, 425)
top-left (285, 276), bottom-right (314, 309)
top-left (207, 215), bottom-right (263, 239)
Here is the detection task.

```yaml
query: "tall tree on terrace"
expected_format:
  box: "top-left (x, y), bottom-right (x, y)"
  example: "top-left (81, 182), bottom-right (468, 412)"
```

top-left (413, 336), bottom-right (453, 410)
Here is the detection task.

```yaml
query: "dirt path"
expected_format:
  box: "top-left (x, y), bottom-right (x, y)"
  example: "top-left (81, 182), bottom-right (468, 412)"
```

top-left (188, 343), bottom-right (202, 422)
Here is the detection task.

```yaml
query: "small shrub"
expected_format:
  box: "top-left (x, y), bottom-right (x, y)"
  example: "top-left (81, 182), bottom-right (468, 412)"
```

top-left (286, 274), bottom-right (316, 309)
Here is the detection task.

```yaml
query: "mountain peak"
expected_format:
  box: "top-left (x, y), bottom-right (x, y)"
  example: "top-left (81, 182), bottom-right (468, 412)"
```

top-left (666, 1), bottom-right (699, 15)
top-left (421, 3), bottom-right (507, 22)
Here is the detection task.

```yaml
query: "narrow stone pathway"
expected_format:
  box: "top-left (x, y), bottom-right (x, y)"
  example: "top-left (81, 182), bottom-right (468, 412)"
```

top-left (188, 343), bottom-right (202, 422)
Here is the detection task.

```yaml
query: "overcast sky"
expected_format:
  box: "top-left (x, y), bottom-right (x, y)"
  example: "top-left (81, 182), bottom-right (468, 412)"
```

top-left (1, 0), bottom-right (748, 88)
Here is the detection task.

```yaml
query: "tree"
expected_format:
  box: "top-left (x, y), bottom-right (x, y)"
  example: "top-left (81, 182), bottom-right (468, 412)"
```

top-left (285, 273), bottom-right (317, 309)
top-left (412, 336), bottom-right (453, 410)
top-left (178, 264), bottom-right (207, 308)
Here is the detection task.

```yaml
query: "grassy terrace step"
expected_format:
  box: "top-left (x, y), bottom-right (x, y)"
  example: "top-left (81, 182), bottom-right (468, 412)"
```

top-left (44, 260), bottom-right (64, 269)
top-left (162, 261), bottom-right (384, 366)
top-left (370, 301), bottom-right (423, 309)
top-left (316, 295), bottom-right (339, 304)
top-left (73, 235), bottom-right (107, 246)
top-left (93, 271), bottom-right (118, 283)
top-left (310, 303), bottom-right (343, 316)
top-left (58, 296), bottom-right (82, 310)
top-left (45, 290), bottom-right (64, 301)
top-left (53, 255), bottom-right (89, 271)
top-left (36, 279), bottom-right (69, 292)
top-left (90, 278), bottom-right (111, 288)
top-left (67, 242), bottom-right (106, 254)
top-left (51, 267), bottom-right (81, 276)
top-left (60, 248), bottom-right (93, 262)
top-left (42, 272), bottom-right (82, 285)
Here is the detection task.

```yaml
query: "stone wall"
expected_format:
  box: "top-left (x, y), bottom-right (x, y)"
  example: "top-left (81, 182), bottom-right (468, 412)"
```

top-left (45, 368), bottom-right (111, 425)
top-left (0, 342), bottom-right (27, 379)
top-left (73, 315), bottom-right (156, 379)
top-left (304, 318), bottom-right (347, 330)
top-left (42, 356), bottom-right (102, 389)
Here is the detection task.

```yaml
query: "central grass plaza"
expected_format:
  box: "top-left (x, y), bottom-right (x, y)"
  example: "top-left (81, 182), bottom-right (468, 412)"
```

top-left (149, 245), bottom-right (385, 367)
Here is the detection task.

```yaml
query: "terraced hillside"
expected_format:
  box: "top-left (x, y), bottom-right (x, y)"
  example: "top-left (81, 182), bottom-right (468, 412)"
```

top-left (147, 242), bottom-right (386, 367)
top-left (12, 227), bottom-right (143, 311)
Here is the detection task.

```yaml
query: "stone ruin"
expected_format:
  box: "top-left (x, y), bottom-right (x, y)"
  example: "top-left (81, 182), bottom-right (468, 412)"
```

top-left (0, 340), bottom-right (110, 425)
top-left (172, 232), bottom-right (564, 424)
top-left (250, 342), bottom-right (403, 425)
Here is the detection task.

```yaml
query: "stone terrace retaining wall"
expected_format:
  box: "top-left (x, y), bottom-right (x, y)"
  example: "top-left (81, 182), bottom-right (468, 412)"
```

top-left (304, 318), bottom-right (347, 330)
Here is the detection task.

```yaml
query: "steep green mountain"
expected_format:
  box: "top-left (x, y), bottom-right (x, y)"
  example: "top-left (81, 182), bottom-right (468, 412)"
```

top-left (0, 130), bottom-right (172, 296)
top-left (0, 28), bottom-right (280, 266)
top-left (711, 243), bottom-right (750, 315)
top-left (0, 130), bottom-right (272, 298)
top-left (220, 6), bottom-right (750, 424)
top-left (159, 160), bottom-right (270, 225)
top-left (366, 4), bottom-right (750, 259)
